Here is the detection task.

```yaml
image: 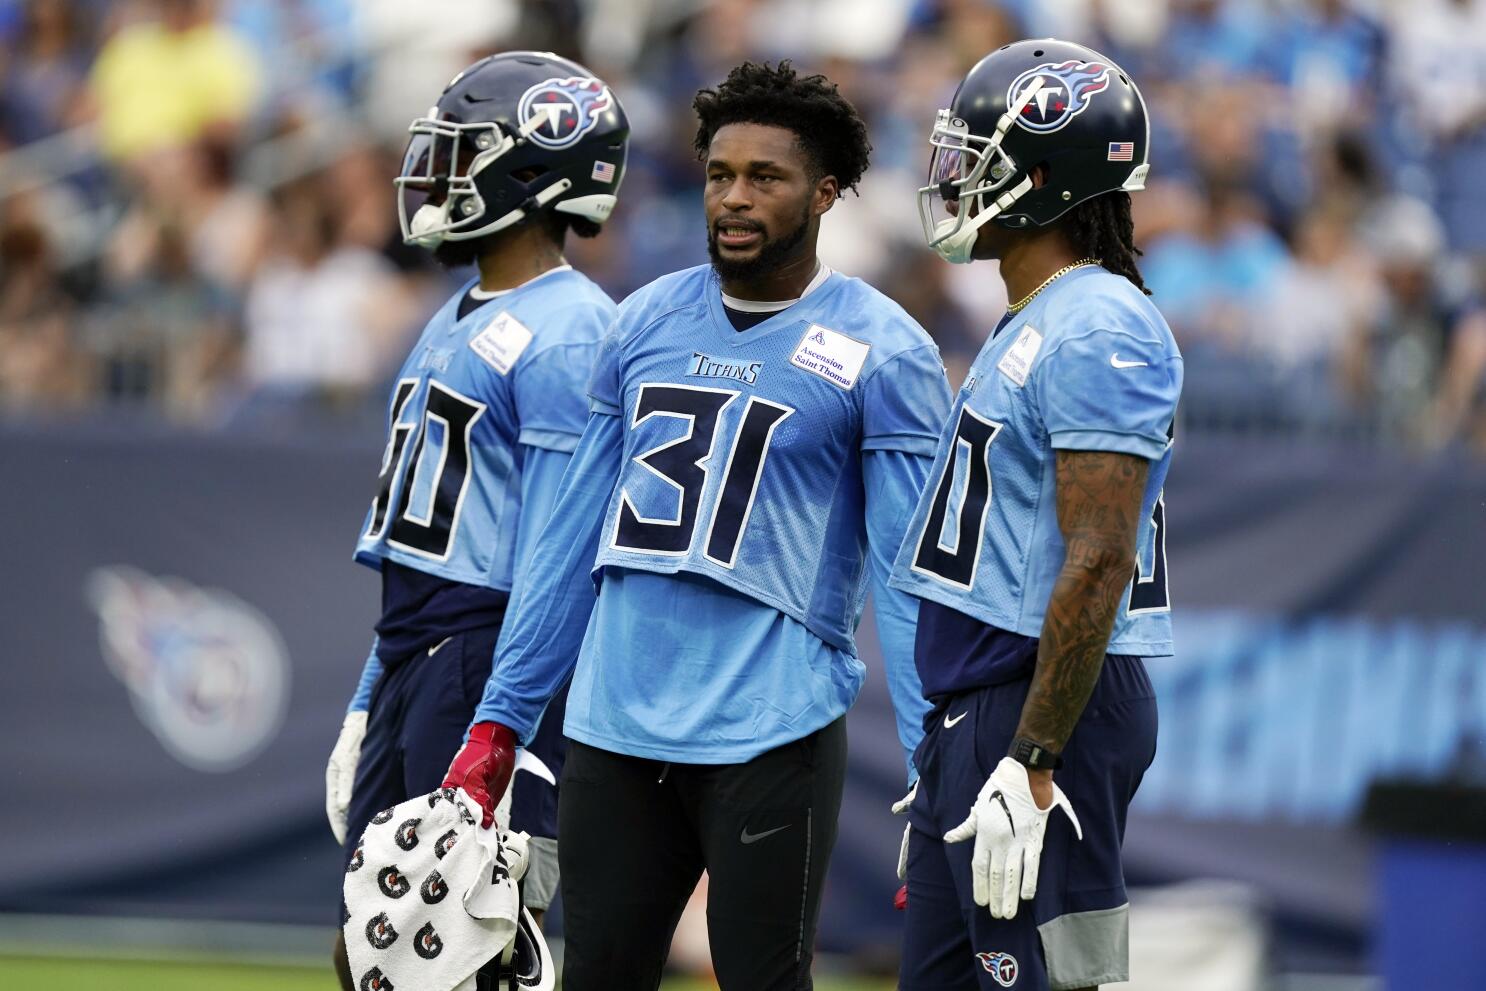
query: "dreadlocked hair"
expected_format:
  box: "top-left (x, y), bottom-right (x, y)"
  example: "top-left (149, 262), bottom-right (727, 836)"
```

top-left (1066, 191), bottom-right (1150, 295)
top-left (692, 61), bottom-right (871, 194)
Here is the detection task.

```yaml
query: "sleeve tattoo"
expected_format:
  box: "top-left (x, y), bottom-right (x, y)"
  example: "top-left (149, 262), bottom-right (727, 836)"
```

top-left (1014, 449), bottom-right (1149, 752)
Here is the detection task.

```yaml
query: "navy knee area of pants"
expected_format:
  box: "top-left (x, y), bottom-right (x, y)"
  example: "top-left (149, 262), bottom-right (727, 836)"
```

top-left (341, 625), bottom-right (501, 873)
top-left (900, 654), bottom-right (1157, 991)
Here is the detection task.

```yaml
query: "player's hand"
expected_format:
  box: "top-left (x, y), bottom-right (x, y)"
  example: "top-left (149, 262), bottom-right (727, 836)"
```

top-left (325, 711), bottom-right (368, 845)
top-left (944, 757), bottom-right (1082, 919)
top-left (442, 721), bottom-right (518, 828)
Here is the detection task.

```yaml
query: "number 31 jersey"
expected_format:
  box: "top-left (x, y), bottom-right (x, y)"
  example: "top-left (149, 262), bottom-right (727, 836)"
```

top-left (587, 265), bottom-right (951, 654)
top-left (354, 268), bottom-right (612, 590)
top-left (889, 266), bottom-right (1183, 656)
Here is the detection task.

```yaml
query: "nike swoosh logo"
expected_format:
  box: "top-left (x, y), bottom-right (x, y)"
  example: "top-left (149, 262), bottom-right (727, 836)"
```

top-left (944, 711), bottom-right (968, 729)
top-left (427, 636), bottom-right (453, 657)
top-left (992, 790), bottom-right (1016, 836)
top-left (1110, 353), bottom-right (1148, 369)
top-left (740, 824), bottom-right (791, 845)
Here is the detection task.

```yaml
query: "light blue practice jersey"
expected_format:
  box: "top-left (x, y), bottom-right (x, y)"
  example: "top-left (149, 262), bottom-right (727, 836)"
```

top-left (889, 266), bottom-right (1183, 655)
top-left (590, 265), bottom-right (949, 651)
top-left (353, 267), bottom-right (612, 590)
top-left (476, 265), bottom-right (951, 767)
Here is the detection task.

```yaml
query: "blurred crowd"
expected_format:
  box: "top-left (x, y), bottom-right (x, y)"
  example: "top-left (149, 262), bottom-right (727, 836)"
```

top-left (2, 0), bottom-right (1485, 450)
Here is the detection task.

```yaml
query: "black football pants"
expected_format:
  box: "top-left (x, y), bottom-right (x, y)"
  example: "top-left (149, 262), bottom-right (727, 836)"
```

top-left (557, 717), bottom-right (847, 991)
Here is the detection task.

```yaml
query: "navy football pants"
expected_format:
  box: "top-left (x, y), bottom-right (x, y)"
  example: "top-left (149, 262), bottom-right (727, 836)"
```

top-left (901, 654), bottom-right (1157, 990)
top-left (340, 624), bottom-right (570, 907)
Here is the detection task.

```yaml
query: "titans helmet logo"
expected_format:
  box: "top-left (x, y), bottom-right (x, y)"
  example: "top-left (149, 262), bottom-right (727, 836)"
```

top-left (1006, 60), bottom-right (1112, 133)
top-left (518, 76), bottom-right (612, 149)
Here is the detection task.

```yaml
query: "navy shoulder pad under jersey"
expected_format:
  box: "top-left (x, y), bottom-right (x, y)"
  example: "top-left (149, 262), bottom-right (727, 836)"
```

top-left (891, 265), bottom-right (1182, 656)
top-left (587, 264), bottom-right (952, 653)
top-left (354, 267), bottom-right (613, 591)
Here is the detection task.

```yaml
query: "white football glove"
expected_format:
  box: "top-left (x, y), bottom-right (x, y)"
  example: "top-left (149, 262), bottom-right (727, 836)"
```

top-left (892, 779), bottom-right (917, 881)
top-left (945, 757), bottom-right (1082, 919)
top-left (325, 711), bottom-right (368, 845)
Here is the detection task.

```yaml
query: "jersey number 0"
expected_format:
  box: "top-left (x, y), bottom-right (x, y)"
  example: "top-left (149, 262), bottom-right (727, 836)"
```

top-left (365, 378), bottom-right (487, 561)
top-left (911, 405), bottom-right (1170, 613)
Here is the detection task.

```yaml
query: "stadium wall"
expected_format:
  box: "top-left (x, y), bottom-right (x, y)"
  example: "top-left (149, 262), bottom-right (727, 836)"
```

top-left (1, 424), bottom-right (1481, 971)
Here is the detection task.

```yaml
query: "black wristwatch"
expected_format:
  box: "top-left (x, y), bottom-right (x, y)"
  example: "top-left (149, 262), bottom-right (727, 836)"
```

top-left (1008, 737), bottom-right (1062, 770)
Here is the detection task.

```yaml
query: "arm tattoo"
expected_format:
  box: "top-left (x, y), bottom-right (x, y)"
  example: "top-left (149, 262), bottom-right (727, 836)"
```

top-left (1015, 450), bottom-right (1149, 752)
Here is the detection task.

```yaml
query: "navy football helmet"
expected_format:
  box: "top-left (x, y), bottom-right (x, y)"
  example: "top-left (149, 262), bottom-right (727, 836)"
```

top-left (396, 51), bottom-right (630, 248)
top-left (920, 38), bottom-right (1149, 263)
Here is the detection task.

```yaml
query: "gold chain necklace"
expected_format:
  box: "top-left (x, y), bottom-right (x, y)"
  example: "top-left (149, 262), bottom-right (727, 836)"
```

top-left (1007, 258), bottom-right (1100, 314)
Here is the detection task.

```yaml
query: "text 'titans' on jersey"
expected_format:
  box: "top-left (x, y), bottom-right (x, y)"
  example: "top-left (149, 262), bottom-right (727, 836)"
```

top-left (355, 267), bottom-right (614, 589)
top-left (588, 264), bottom-right (952, 654)
top-left (889, 265), bottom-right (1183, 656)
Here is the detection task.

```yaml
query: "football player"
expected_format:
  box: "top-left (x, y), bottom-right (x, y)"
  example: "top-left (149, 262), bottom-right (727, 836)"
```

top-left (321, 52), bottom-right (629, 990)
top-left (888, 40), bottom-right (1182, 991)
top-left (441, 62), bottom-right (951, 989)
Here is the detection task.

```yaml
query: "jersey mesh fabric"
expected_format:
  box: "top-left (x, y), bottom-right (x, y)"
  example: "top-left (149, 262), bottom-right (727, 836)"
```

top-left (889, 266), bottom-right (1182, 657)
top-left (353, 268), bottom-right (613, 591)
top-left (588, 265), bottom-right (950, 654)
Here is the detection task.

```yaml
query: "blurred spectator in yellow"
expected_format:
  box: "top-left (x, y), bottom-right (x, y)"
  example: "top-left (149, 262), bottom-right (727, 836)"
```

top-left (87, 0), bottom-right (260, 163)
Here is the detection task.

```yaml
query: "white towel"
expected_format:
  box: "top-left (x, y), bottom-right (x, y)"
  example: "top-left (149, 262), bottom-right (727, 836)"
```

top-left (344, 787), bottom-right (529, 991)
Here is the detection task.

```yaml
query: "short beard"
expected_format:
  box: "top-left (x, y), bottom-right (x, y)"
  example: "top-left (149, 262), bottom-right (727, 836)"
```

top-left (707, 202), bottom-right (812, 284)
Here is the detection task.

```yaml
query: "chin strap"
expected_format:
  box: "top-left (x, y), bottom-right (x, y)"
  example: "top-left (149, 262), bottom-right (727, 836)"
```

top-left (930, 78), bottom-right (1044, 264)
top-left (931, 175), bottom-right (1035, 263)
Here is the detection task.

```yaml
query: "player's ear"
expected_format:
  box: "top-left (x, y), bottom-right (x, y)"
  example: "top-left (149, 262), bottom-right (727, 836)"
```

top-left (814, 174), bottom-right (839, 216)
top-left (1029, 162), bottom-right (1050, 190)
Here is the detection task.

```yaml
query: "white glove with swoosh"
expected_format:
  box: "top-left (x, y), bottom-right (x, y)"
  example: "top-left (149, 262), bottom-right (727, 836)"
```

top-left (945, 757), bottom-right (1082, 919)
top-left (891, 779), bottom-right (918, 881)
top-left (325, 710), bottom-right (368, 845)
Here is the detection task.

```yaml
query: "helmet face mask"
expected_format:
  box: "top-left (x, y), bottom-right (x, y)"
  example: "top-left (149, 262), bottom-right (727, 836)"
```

top-left (919, 39), bottom-right (1150, 263)
top-left (917, 100), bottom-right (1034, 262)
top-left (396, 115), bottom-right (520, 247)
top-left (394, 52), bottom-right (630, 251)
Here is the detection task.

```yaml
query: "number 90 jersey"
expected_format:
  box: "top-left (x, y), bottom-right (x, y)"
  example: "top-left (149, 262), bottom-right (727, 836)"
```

top-left (889, 266), bottom-right (1183, 656)
top-left (588, 265), bottom-right (951, 654)
top-left (354, 268), bottom-right (613, 589)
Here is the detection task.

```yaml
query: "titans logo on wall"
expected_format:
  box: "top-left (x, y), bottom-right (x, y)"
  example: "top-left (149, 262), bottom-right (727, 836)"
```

top-left (518, 76), bottom-right (612, 149)
top-left (1006, 59), bottom-right (1112, 133)
top-left (87, 566), bottom-right (290, 773)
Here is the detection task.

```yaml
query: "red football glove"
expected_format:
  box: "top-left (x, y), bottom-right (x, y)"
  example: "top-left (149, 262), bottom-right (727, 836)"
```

top-left (894, 885), bottom-right (908, 911)
top-left (442, 721), bottom-right (517, 828)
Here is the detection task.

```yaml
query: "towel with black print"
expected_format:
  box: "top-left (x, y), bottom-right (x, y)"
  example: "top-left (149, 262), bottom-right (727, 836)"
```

top-left (344, 787), bottom-right (529, 991)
